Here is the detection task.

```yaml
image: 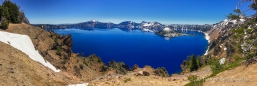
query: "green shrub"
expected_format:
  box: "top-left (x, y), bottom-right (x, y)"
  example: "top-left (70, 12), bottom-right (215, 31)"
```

top-left (1, 18), bottom-right (8, 29)
top-left (213, 46), bottom-right (221, 56)
top-left (100, 65), bottom-right (108, 72)
top-left (246, 54), bottom-right (254, 60)
top-left (187, 75), bottom-right (198, 82)
top-left (154, 67), bottom-right (169, 77)
top-left (56, 46), bottom-right (62, 56)
top-left (124, 78), bottom-right (131, 83)
top-left (185, 75), bottom-right (204, 86)
top-left (97, 57), bottom-right (102, 63)
top-left (83, 61), bottom-right (88, 66)
top-left (227, 13), bottom-right (239, 20)
top-left (233, 28), bottom-right (244, 35)
top-left (209, 58), bottom-right (243, 77)
top-left (0, 6), bottom-right (9, 30)
top-left (210, 59), bottom-right (224, 74)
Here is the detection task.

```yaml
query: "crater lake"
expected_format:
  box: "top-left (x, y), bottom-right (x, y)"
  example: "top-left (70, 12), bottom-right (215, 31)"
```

top-left (54, 28), bottom-right (208, 74)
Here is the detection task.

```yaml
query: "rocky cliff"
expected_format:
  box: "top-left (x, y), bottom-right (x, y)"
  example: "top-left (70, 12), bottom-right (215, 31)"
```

top-left (18, 12), bottom-right (30, 24)
top-left (5, 24), bottom-right (105, 82)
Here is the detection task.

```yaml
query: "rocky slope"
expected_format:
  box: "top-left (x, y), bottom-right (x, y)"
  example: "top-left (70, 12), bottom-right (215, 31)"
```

top-left (181, 15), bottom-right (257, 85)
top-left (205, 18), bottom-right (257, 85)
top-left (1, 24), bottom-right (107, 85)
top-left (203, 62), bottom-right (257, 86)
top-left (0, 41), bottom-right (69, 85)
top-left (88, 65), bottom-right (212, 86)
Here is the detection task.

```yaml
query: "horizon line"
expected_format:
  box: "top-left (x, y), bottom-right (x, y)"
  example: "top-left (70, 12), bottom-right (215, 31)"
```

top-left (30, 20), bottom-right (216, 25)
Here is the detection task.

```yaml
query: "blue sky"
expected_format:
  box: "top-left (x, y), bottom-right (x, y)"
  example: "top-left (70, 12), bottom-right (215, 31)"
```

top-left (4, 0), bottom-right (255, 24)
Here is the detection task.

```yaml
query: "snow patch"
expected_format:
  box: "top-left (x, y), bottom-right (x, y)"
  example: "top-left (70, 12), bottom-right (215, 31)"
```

top-left (142, 22), bottom-right (153, 26)
top-left (91, 19), bottom-right (97, 22)
top-left (142, 28), bottom-right (150, 32)
top-left (248, 25), bottom-right (252, 29)
top-left (204, 46), bottom-right (209, 55)
top-left (0, 31), bottom-right (60, 72)
top-left (142, 28), bottom-right (153, 32)
top-left (219, 58), bottom-right (225, 65)
top-left (204, 32), bottom-right (210, 55)
top-left (244, 35), bottom-right (247, 39)
top-left (224, 47), bottom-right (227, 50)
top-left (163, 27), bottom-right (171, 32)
top-left (240, 19), bottom-right (245, 22)
top-left (231, 20), bottom-right (237, 24)
top-left (204, 32), bottom-right (210, 43)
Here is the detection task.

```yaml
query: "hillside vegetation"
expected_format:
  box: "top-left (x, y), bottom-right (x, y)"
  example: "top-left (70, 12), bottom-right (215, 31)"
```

top-left (182, 0), bottom-right (257, 85)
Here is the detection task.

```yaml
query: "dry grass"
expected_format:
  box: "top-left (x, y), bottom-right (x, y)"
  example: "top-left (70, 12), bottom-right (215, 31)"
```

top-left (203, 63), bottom-right (257, 86)
top-left (89, 66), bottom-right (212, 86)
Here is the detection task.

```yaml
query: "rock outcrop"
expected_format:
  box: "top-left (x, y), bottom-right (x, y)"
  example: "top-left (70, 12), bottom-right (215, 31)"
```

top-left (107, 60), bottom-right (130, 75)
top-left (154, 67), bottom-right (169, 77)
top-left (18, 12), bottom-right (30, 24)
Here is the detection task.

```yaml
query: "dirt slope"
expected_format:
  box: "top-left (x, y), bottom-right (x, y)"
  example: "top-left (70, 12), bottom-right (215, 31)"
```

top-left (88, 66), bottom-right (212, 86)
top-left (0, 42), bottom-right (69, 85)
top-left (6, 23), bottom-right (104, 80)
top-left (204, 63), bottom-right (257, 86)
top-left (0, 24), bottom-right (105, 85)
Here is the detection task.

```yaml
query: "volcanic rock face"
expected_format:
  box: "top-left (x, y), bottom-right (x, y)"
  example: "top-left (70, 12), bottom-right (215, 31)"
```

top-left (18, 12), bottom-right (30, 24)
top-left (154, 67), bottom-right (169, 77)
top-left (62, 34), bottom-right (73, 57)
top-left (180, 60), bottom-right (189, 73)
top-left (107, 60), bottom-right (131, 75)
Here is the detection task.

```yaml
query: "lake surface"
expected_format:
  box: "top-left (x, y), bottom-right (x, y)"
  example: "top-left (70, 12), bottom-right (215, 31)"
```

top-left (54, 28), bottom-right (208, 74)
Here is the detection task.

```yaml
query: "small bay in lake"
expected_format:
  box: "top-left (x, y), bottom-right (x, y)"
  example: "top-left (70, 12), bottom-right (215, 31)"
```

top-left (54, 28), bottom-right (208, 74)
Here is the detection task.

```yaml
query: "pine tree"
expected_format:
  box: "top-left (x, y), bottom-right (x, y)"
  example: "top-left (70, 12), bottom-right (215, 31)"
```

top-left (189, 55), bottom-right (198, 72)
top-left (2, 0), bottom-right (20, 23)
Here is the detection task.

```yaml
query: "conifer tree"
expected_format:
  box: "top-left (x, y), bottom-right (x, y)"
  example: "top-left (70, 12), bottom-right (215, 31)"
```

top-left (2, 0), bottom-right (20, 23)
top-left (189, 55), bottom-right (198, 72)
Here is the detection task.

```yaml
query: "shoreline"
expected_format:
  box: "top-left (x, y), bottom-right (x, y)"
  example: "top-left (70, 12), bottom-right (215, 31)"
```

top-left (204, 32), bottom-right (210, 55)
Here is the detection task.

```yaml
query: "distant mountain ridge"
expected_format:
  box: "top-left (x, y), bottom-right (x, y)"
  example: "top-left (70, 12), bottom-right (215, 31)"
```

top-left (33, 20), bottom-right (213, 38)
top-left (32, 20), bottom-right (213, 32)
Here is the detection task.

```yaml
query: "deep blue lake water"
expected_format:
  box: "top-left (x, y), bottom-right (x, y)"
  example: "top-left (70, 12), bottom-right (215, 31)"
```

top-left (54, 28), bottom-right (208, 74)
